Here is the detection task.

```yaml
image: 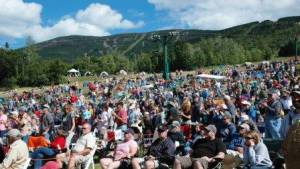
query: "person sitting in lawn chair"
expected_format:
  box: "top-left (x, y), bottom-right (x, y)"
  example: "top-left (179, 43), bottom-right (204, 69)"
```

top-left (56, 123), bottom-right (96, 169)
top-left (243, 131), bottom-right (272, 169)
top-left (31, 129), bottom-right (67, 169)
top-left (168, 121), bottom-right (185, 155)
top-left (173, 124), bottom-right (226, 169)
top-left (0, 129), bottom-right (29, 169)
top-left (100, 128), bottom-right (138, 169)
top-left (131, 124), bottom-right (175, 169)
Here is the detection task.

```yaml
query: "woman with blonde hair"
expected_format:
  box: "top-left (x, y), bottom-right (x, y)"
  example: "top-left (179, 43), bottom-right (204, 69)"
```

top-left (181, 97), bottom-right (191, 123)
top-left (243, 131), bottom-right (272, 169)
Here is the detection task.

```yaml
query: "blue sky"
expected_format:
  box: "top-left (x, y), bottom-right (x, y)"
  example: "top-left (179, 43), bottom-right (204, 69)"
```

top-left (1, 0), bottom-right (300, 48)
top-left (27, 0), bottom-right (167, 32)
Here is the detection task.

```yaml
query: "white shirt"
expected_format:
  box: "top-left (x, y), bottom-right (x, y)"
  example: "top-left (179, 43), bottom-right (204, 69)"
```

top-left (0, 139), bottom-right (29, 169)
top-left (98, 111), bottom-right (109, 128)
top-left (73, 132), bottom-right (96, 156)
top-left (108, 107), bottom-right (114, 127)
top-left (280, 97), bottom-right (293, 110)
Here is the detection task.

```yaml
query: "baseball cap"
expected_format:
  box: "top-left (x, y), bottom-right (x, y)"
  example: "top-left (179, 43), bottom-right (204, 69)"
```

top-left (124, 128), bottom-right (135, 135)
top-left (239, 123), bottom-right (250, 131)
top-left (169, 121), bottom-right (180, 129)
top-left (204, 124), bottom-right (217, 134)
top-left (241, 100), bottom-right (251, 106)
top-left (157, 124), bottom-right (168, 132)
top-left (42, 104), bottom-right (50, 109)
top-left (281, 88), bottom-right (290, 95)
top-left (224, 95), bottom-right (231, 100)
top-left (223, 111), bottom-right (232, 119)
top-left (7, 129), bottom-right (21, 137)
top-left (168, 101), bottom-right (177, 108)
top-left (268, 89), bottom-right (279, 96)
top-left (10, 110), bottom-right (19, 116)
top-left (19, 106), bottom-right (26, 112)
top-left (240, 114), bottom-right (250, 122)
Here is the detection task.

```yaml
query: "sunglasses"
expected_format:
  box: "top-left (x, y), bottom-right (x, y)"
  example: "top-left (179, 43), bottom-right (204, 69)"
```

top-left (245, 136), bottom-right (253, 140)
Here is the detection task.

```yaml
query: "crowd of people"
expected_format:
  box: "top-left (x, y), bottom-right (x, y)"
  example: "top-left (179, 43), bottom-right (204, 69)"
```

top-left (0, 59), bottom-right (299, 169)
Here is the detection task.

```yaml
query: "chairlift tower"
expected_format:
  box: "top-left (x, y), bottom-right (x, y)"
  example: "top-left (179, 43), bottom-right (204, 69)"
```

top-left (151, 31), bottom-right (179, 80)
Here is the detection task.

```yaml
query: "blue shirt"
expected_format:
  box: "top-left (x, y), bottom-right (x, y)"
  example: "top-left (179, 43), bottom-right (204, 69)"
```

top-left (227, 133), bottom-right (245, 150)
top-left (219, 123), bottom-right (236, 143)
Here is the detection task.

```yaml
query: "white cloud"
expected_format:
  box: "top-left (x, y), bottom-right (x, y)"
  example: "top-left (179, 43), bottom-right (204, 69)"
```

top-left (0, 0), bottom-right (42, 38)
top-left (0, 1), bottom-right (143, 42)
top-left (76, 3), bottom-right (143, 30)
top-left (148, 0), bottom-right (300, 30)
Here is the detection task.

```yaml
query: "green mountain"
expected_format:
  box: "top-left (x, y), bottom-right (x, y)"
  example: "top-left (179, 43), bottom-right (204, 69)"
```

top-left (22, 16), bottom-right (300, 61)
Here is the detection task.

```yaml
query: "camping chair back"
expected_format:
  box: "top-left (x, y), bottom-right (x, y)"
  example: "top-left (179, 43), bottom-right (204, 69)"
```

top-left (142, 134), bottom-right (153, 155)
top-left (143, 134), bottom-right (153, 148)
top-left (209, 158), bottom-right (223, 169)
top-left (83, 147), bottom-right (97, 169)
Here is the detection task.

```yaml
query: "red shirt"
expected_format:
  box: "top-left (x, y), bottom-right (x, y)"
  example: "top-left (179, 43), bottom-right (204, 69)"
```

top-left (70, 95), bottom-right (78, 103)
top-left (34, 111), bottom-right (41, 118)
top-left (88, 83), bottom-right (96, 91)
top-left (116, 108), bottom-right (128, 126)
top-left (50, 136), bottom-right (65, 150)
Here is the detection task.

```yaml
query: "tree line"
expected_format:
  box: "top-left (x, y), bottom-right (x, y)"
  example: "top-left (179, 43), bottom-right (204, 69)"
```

top-left (0, 36), bottom-right (299, 88)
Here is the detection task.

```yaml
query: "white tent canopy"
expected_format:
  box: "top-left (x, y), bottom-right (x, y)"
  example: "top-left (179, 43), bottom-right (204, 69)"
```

top-left (119, 70), bottom-right (127, 76)
top-left (261, 61), bottom-right (270, 65)
top-left (67, 68), bottom-right (80, 77)
top-left (196, 74), bottom-right (227, 80)
top-left (67, 69), bottom-right (79, 73)
top-left (84, 71), bottom-right (93, 76)
top-left (100, 71), bottom-right (109, 77)
top-left (139, 72), bottom-right (146, 77)
top-left (245, 62), bottom-right (253, 66)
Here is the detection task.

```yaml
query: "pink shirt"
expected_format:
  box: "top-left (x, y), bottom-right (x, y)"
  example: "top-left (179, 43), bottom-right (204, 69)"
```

top-left (0, 114), bottom-right (7, 131)
top-left (116, 108), bottom-right (128, 126)
top-left (114, 139), bottom-right (138, 160)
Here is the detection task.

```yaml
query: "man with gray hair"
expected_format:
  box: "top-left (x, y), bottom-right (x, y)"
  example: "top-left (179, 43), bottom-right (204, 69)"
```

top-left (0, 129), bottom-right (29, 169)
top-left (56, 123), bottom-right (96, 169)
top-left (261, 90), bottom-right (283, 139)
